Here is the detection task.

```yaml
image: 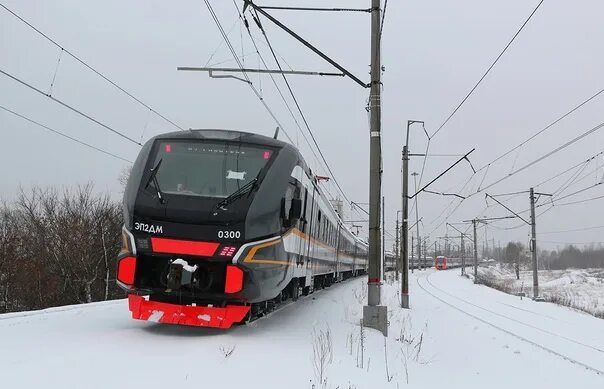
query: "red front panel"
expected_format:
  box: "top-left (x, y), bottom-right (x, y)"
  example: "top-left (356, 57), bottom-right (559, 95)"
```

top-left (150, 237), bottom-right (220, 257)
top-left (128, 295), bottom-right (249, 329)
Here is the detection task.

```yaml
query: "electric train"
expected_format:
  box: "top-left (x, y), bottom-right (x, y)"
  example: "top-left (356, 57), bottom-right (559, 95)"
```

top-left (116, 129), bottom-right (395, 328)
top-left (435, 255), bottom-right (448, 270)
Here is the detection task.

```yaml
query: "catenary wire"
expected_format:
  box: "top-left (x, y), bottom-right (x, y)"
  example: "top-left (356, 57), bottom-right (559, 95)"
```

top-left (0, 104), bottom-right (133, 163)
top-left (0, 3), bottom-right (185, 132)
top-left (431, 0), bottom-right (545, 138)
top-left (250, 7), bottom-right (352, 204)
top-left (475, 87), bottom-right (604, 173)
top-left (202, 0), bottom-right (295, 145)
top-left (231, 1), bottom-right (331, 182)
top-left (0, 68), bottom-right (142, 145)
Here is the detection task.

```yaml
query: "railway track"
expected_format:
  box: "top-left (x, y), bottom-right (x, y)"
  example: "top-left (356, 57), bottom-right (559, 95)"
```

top-left (416, 272), bottom-right (604, 376)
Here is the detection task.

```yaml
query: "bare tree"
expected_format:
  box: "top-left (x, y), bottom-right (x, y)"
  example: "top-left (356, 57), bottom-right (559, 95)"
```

top-left (1, 185), bottom-right (122, 311)
top-left (311, 326), bottom-right (333, 388)
top-left (504, 242), bottom-right (524, 280)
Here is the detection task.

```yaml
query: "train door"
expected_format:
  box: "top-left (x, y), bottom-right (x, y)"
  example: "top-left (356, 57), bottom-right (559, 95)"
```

top-left (335, 223), bottom-right (342, 281)
top-left (304, 185), bottom-right (317, 288)
top-left (296, 186), bottom-right (308, 268)
top-left (353, 241), bottom-right (358, 275)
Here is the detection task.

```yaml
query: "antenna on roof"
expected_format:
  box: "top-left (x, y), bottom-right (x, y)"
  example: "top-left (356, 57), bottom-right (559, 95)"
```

top-left (273, 126), bottom-right (280, 139)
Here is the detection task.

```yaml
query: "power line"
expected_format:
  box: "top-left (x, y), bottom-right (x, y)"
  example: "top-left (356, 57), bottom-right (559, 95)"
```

top-left (550, 158), bottom-right (592, 197)
top-left (250, 7), bottom-right (352, 204)
top-left (202, 0), bottom-right (295, 145)
top-left (552, 193), bottom-right (604, 207)
top-left (479, 120), bottom-right (604, 193)
top-left (0, 3), bottom-right (185, 132)
top-left (431, 0), bottom-right (545, 138)
top-left (427, 151), bottom-right (596, 236)
top-left (231, 2), bottom-right (330, 183)
top-left (476, 87), bottom-right (604, 172)
top-left (436, 152), bottom-right (603, 238)
top-left (539, 224), bottom-right (604, 234)
top-left (540, 240), bottom-right (604, 246)
top-left (380, 0), bottom-right (388, 39)
top-left (0, 105), bottom-right (133, 163)
top-left (543, 183), bottom-right (603, 207)
top-left (0, 68), bottom-right (142, 145)
top-left (232, 3), bottom-right (352, 205)
top-left (533, 151), bottom-right (604, 188)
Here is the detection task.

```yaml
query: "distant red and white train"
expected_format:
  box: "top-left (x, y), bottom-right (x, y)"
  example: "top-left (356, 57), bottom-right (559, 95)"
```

top-left (434, 256), bottom-right (448, 270)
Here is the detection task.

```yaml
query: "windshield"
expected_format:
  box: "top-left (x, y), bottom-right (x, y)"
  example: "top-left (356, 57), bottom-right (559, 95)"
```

top-left (150, 140), bottom-right (274, 198)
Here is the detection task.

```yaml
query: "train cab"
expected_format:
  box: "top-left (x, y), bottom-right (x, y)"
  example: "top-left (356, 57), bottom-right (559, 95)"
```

top-left (435, 255), bottom-right (448, 270)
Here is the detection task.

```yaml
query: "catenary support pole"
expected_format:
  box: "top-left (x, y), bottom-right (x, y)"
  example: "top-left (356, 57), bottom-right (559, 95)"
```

top-left (411, 235), bottom-right (414, 273)
top-left (423, 239), bottom-right (427, 270)
top-left (364, 0), bottom-right (388, 333)
top-left (401, 145), bottom-right (410, 308)
top-left (411, 172), bottom-right (421, 270)
top-left (382, 196), bottom-right (385, 279)
top-left (395, 217), bottom-right (400, 280)
top-left (473, 219), bottom-right (478, 282)
top-left (530, 187), bottom-right (539, 299)
top-left (461, 234), bottom-right (465, 275)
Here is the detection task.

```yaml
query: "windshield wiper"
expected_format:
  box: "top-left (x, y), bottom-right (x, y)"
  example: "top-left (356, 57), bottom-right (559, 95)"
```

top-left (145, 159), bottom-right (166, 204)
top-left (214, 178), bottom-right (258, 210)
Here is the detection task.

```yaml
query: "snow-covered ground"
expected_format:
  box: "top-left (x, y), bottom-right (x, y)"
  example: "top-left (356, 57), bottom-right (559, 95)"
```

top-left (1, 270), bottom-right (603, 388)
top-left (478, 264), bottom-right (604, 318)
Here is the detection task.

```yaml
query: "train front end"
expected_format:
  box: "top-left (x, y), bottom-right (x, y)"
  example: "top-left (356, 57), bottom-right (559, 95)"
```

top-left (116, 129), bottom-right (298, 328)
top-left (435, 256), bottom-right (448, 270)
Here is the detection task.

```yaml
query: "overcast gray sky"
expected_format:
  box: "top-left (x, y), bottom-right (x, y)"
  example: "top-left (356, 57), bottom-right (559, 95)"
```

top-left (1, 0), bottom-right (604, 251)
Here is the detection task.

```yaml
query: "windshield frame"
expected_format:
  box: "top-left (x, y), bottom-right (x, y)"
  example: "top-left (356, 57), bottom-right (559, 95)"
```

top-left (142, 138), bottom-right (278, 201)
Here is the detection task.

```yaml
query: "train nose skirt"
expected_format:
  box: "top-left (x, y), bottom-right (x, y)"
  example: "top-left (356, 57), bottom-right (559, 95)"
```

top-left (128, 295), bottom-right (250, 329)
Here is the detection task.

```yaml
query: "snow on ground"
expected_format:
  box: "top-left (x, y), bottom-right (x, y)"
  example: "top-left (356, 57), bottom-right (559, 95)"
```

top-left (478, 264), bottom-right (604, 317)
top-left (0, 270), bottom-right (603, 388)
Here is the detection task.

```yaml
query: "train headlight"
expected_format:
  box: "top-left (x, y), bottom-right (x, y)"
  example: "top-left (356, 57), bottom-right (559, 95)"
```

top-left (224, 265), bottom-right (243, 294)
top-left (117, 256), bottom-right (136, 285)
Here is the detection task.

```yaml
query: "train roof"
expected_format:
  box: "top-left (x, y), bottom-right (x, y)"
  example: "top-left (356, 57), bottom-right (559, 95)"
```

top-left (149, 129), bottom-right (290, 149)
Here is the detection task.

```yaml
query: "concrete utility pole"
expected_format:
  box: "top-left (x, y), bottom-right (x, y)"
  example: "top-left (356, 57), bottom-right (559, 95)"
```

top-left (364, 0), bottom-right (388, 335)
top-left (473, 219), bottom-right (478, 282)
top-left (461, 234), bottom-right (465, 275)
top-left (382, 196), bottom-right (385, 279)
top-left (411, 235), bottom-right (414, 273)
top-left (411, 172), bottom-right (421, 271)
top-left (530, 187), bottom-right (539, 299)
top-left (485, 190), bottom-right (550, 301)
top-left (401, 144), bottom-right (410, 308)
top-left (423, 239), bottom-right (427, 269)
top-left (395, 217), bottom-right (400, 281)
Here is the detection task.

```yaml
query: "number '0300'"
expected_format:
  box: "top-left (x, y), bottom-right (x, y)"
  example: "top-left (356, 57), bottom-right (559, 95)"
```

top-left (218, 231), bottom-right (241, 239)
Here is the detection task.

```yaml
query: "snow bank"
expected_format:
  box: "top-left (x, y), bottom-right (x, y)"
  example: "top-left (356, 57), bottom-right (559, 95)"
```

top-left (477, 265), bottom-right (604, 318)
top-left (0, 271), bottom-right (602, 388)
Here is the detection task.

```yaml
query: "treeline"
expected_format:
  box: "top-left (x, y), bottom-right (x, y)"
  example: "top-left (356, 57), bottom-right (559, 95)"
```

top-left (0, 185), bottom-right (123, 314)
top-left (485, 241), bottom-right (604, 270)
top-left (541, 245), bottom-right (604, 270)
